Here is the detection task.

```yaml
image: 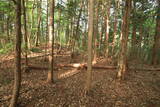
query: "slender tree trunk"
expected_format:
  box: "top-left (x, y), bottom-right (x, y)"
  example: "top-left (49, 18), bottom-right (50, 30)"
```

top-left (93, 0), bottom-right (99, 63)
top-left (66, 0), bottom-right (70, 46)
top-left (130, 1), bottom-right (136, 59)
top-left (10, 0), bottom-right (22, 106)
top-left (1, 9), bottom-right (5, 33)
top-left (117, 0), bottom-right (131, 79)
top-left (22, 0), bottom-right (28, 66)
top-left (105, 5), bottom-right (110, 58)
top-left (112, 0), bottom-right (119, 55)
top-left (7, 2), bottom-right (10, 42)
top-left (47, 0), bottom-right (55, 83)
top-left (99, 16), bottom-right (105, 54)
top-left (82, 0), bottom-right (88, 49)
top-left (74, 0), bottom-right (83, 47)
top-left (7, 15), bottom-right (10, 41)
top-left (138, 25), bottom-right (143, 58)
top-left (71, 17), bottom-right (75, 53)
top-left (41, 17), bottom-right (44, 38)
top-left (82, 18), bottom-right (87, 48)
top-left (152, 0), bottom-right (160, 65)
top-left (45, 0), bottom-right (49, 61)
top-left (65, 24), bottom-right (70, 45)
top-left (35, 0), bottom-right (42, 46)
top-left (85, 0), bottom-right (94, 93)
top-left (57, 8), bottom-right (61, 44)
top-left (131, 23), bottom-right (136, 58)
top-left (28, 0), bottom-right (36, 49)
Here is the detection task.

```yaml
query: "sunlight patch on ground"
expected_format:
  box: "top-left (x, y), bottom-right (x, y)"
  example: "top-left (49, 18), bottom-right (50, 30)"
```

top-left (58, 69), bottom-right (80, 79)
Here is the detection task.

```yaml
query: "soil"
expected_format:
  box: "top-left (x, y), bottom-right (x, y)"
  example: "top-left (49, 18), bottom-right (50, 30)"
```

top-left (0, 49), bottom-right (160, 107)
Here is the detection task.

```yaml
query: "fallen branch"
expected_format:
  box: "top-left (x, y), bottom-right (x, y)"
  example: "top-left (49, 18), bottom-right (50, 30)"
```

top-left (133, 67), bottom-right (160, 71)
top-left (24, 63), bottom-right (117, 71)
top-left (24, 63), bottom-right (160, 72)
top-left (58, 63), bottom-right (117, 69)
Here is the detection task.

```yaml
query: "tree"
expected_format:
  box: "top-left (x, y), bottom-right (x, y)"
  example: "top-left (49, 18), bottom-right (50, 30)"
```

top-left (35, 0), bottom-right (42, 46)
top-left (117, 0), bottom-right (131, 79)
top-left (105, 1), bottom-right (110, 58)
top-left (93, 0), bottom-right (99, 63)
top-left (47, 0), bottom-right (55, 83)
top-left (10, 0), bottom-right (22, 106)
top-left (45, 0), bottom-right (49, 61)
top-left (112, 0), bottom-right (119, 55)
top-left (85, 0), bottom-right (94, 93)
top-left (152, 0), bottom-right (160, 65)
top-left (22, 0), bottom-right (28, 66)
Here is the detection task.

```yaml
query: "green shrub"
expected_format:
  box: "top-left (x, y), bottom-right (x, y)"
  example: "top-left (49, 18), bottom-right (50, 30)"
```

top-left (0, 43), bottom-right (13, 54)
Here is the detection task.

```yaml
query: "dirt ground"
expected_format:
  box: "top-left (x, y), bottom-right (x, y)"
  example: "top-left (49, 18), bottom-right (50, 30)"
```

top-left (0, 51), bottom-right (160, 107)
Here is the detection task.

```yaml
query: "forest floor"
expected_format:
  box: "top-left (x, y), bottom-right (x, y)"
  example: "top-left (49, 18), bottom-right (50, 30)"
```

top-left (0, 47), bottom-right (160, 107)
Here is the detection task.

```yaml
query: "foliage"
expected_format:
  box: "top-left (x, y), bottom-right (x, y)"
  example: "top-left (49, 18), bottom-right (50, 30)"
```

top-left (0, 0), bottom-right (159, 63)
top-left (0, 43), bottom-right (13, 54)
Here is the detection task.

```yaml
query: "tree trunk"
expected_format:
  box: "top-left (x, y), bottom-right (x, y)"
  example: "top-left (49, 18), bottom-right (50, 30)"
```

top-left (138, 25), bottom-right (143, 58)
top-left (152, 0), bottom-right (160, 65)
top-left (22, 0), bottom-right (28, 66)
top-left (47, 0), bottom-right (55, 83)
top-left (82, 0), bottom-right (88, 48)
top-left (85, 0), bottom-right (94, 93)
top-left (117, 0), bottom-right (131, 79)
top-left (28, 0), bottom-right (36, 49)
top-left (7, 2), bottom-right (10, 42)
top-left (105, 1), bottom-right (110, 58)
top-left (45, 0), bottom-right (49, 61)
top-left (35, 0), bottom-right (42, 46)
top-left (57, 7), bottom-right (61, 44)
top-left (131, 23), bottom-right (136, 58)
top-left (10, 0), bottom-right (22, 106)
top-left (99, 16), bottom-right (105, 55)
top-left (74, 0), bottom-right (83, 47)
top-left (112, 0), bottom-right (119, 55)
top-left (93, 0), bottom-right (99, 63)
top-left (65, 0), bottom-right (70, 46)
top-left (130, 1), bottom-right (137, 59)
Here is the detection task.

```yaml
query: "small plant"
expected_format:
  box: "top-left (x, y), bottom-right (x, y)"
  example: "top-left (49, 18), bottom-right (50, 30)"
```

top-left (0, 42), bottom-right (13, 54)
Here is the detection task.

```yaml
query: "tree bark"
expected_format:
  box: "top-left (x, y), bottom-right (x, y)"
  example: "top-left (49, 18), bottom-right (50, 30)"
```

top-left (28, 0), bottom-right (36, 49)
top-left (22, 0), bottom-right (28, 66)
top-left (10, 0), bottom-right (22, 106)
top-left (138, 25), bottom-right (143, 58)
top-left (93, 0), bottom-right (99, 63)
top-left (117, 0), bottom-right (131, 79)
top-left (105, 2), bottom-right (110, 58)
top-left (45, 0), bottom-right (49, 61)
top-left (112, 0), bottom-right (119, 55)
top-left (85, 0), bottom-right (94, 93)
top-left (7, 2), bottom-right (11, 42)
top-left (47, 0), bottom-right (55, 83)
top-left (35, 0), bottom-right (42, 46)
top-left (130, 1), bottom-right (138, 59)
top-left (74, 0), bottom-right (84, 47)
top-left (152, 0), bottom-right (160, 65)
top-left (131, 23), bottom-right (136, 58)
